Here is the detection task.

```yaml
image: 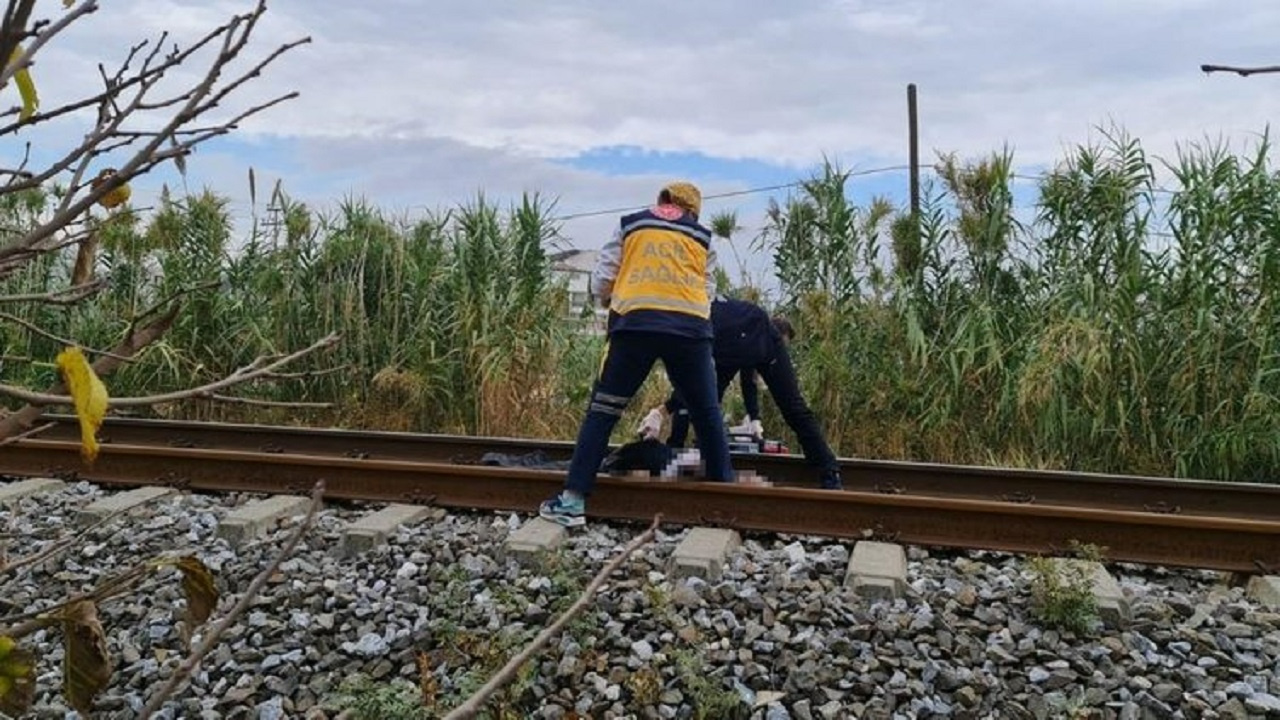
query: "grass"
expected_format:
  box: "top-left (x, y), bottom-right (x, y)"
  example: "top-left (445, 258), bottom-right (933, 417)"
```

top-left (5, 125), bottom-right (1280, 482)
top-left (1027, 542), bottom-right (1105, 635)
top-left (331, 675), bottom-right (433, 720)
top-left (669, 647), bottom-right (748, 720)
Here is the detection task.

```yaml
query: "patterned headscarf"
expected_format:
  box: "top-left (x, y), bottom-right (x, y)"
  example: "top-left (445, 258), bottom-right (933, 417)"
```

top-left (659, 181), bottom-right (702, 218)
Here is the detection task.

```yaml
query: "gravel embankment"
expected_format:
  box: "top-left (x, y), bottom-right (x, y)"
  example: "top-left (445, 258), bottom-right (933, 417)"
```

top-left (3, 480), bottom-right (1279, 719)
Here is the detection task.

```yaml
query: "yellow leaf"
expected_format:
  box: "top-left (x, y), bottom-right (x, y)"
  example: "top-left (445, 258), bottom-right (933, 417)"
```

top-left (55, 347), bottom-right (109, 463)
top-left (64, 0), bottom-right (74, 7)
top-left (91, 168), bottom-right (131, 210)
top-left (99, 183), bottom-right (131, 209)
top-left (0, 635), bottom-right (36, 716)
top-left (6, 45), bottom-right (38, 120)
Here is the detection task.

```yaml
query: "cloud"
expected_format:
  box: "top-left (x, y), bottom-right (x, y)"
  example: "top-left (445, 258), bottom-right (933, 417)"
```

top-left (34, 2), bottom-right (1280, 162)
top-left (212, 0), bottom-right (1280, 170)
top-left (12, 0), bottom-right (1280, 256)
top-left (121, 133), bottom-right (769, 252)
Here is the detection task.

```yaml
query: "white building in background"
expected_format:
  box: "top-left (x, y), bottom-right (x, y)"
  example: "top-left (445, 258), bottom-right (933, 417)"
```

top-left (549, 248), bottom-right (607, 333)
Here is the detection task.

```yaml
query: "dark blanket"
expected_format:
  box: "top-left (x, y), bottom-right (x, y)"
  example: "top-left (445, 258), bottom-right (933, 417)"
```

top-left (479, 450), bottom-right (571, 471)
top-left (479, 439), bottom-right (675, 476)
top-left (599, 438), bottom-right (676, 476)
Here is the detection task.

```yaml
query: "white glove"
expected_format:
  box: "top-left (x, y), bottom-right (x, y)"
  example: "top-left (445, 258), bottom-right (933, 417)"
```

top-left (637, 407), bottom-right (664, 440)
top-left (748, 418), bottom-right (764, 439)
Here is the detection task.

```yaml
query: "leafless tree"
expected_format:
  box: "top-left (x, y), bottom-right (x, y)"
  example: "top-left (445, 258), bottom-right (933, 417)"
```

top-left (0, 0), bottom-right (338, 441)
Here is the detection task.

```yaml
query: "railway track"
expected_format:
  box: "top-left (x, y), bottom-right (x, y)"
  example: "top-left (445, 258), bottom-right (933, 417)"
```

top-left (2, 415), bottom-right (1279, 574)
top-left (33, 414), bottom-right (1280, 520)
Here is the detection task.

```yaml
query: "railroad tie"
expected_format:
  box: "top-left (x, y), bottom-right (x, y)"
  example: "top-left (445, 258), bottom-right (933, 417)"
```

top-left (0, 477), bottom-right (65, 505)
top-left (77, 486), bottom-right (173, 526)
top-left (1247, 575), bottom-right (1280, 608)
top-left (504, 518), bottom-right (568, 564)
top-left (217, 494), bottom-right (312, 546)
top-left (340, 504), bottom-right (442, 557)
top-left (669, 527), bottom-right (741, 582)
top-left (845, 541), bottom-right (908, 600)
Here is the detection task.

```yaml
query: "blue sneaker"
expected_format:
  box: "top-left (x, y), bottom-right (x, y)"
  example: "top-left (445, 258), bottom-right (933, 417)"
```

top-left (539, 492), bottom-right (586, 527)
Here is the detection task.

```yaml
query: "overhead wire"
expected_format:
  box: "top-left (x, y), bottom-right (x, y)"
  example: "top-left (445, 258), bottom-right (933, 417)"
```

top-left (551, 164), bottom-right (914, 222)
top-left (551, 164), bottom-right (1180, 224)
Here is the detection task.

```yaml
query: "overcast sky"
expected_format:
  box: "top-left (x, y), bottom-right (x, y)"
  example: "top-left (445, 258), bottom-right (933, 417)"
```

top-left (19, 0), bottom-right (1280, 285)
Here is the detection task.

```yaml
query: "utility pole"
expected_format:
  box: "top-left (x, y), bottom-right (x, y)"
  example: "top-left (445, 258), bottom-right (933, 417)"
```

top-left (907, 83), bottom-right (920, 221)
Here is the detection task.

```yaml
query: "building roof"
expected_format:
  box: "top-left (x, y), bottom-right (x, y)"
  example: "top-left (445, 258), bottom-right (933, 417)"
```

top-left (549, 248), bottom-right (598, 273)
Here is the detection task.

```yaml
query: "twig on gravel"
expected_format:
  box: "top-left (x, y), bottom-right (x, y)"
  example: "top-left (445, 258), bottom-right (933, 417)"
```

top-left (0, 557), bottom-right (159, 638)
top-left (136, 480), bottom-right (326, 719)
top-left (443, 514), bottom-right (664, 720)
top-left (0, 487), bottom-right (177, 585)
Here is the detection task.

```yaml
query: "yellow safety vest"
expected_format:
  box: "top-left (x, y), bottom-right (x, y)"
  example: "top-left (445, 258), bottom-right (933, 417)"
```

top-left (610, 207), bottom-right (712, 319)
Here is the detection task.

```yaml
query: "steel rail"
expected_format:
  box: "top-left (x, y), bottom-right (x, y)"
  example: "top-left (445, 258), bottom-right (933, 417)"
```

top-left (32, 414), bottom-right (1280, 521)
top-left (2, 439), bottom-right (1279, 573)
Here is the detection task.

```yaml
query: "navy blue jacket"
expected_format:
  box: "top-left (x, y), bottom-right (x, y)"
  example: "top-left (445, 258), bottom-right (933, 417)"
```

top-left (708, 297), bottom-right (778, 368)
top-left (663, 297), bottom-right (781, 418)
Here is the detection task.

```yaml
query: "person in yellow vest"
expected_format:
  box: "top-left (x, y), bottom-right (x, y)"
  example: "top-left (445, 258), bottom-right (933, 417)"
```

top-left (540, 182), bottom-right (736, 527)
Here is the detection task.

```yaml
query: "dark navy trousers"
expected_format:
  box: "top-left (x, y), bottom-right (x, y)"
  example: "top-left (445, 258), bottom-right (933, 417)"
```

top-left (668, 337), bottom-right (838, 475)
top-left (565, 331), bottom-right (734, 495)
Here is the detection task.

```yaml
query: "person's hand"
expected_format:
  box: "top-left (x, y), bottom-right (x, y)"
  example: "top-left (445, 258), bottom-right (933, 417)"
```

top-left (637, 407), bottom-right (665, 440)
top-left (748, 418), bottom-right (764, 439)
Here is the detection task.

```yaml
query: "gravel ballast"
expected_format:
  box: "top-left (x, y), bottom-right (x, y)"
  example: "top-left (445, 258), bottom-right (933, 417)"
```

top-left (2, 479), bottom-right (1278, 719)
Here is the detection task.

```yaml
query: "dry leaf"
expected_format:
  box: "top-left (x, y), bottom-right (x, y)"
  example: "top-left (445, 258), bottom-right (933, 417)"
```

top-left (55, 347), bottom-right (109, 463)
top-left (71, 233), bottom-right (99, 286)
top-left (60, 601), bottom-right (112, 715)
top-left (173, 555), bottom-right (218, 627)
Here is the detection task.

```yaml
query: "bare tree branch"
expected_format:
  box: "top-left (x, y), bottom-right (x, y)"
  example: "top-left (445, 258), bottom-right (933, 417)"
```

top-left (0, 1), bottom-right (38, 90)
top-left (0, 303), bottom-right (179, 440)
top-left (0, 1), bottom-right (98, 92)
top-left (0, 2), bottom-right (338, 458)
top-left (202, 394), bottom-right (334, 409)
top-left (0, 488), bottom-right (175, 582)
top-left (442, 515), bottom-right (663, 720)
top-left (0, 419), bottom-right (52, 448)
top-left (0, 0), bottom-right (311, 264)
top-left (136, 480), bottom-right (325, 719)
top-left (130, 279), bottom-right (219, 324)
top-left (263, 364), bottom-right (351, 380)
top-left (2, 23), bottom-right (217, 188)
top-left (0, 332), bottom-right (340, 407)
top-left (1201, 63), bottom-right (1280, 77)
top-left (0, 36), bottom-right (176, 136)
top-left (0, 544), bottom-right (183, 637)
top-left (0, 279), bottom-right (106, 306)
top-left (0, 226), bottom-right (99, 281)
top-left (0, 311), bottom-right (136, 362)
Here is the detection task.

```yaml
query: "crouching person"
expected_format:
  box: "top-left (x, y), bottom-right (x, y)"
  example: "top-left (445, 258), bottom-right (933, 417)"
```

top-left (539, 182), bottom-right (735, 528)
top-left (638, 297), bottom-right (843, 490)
